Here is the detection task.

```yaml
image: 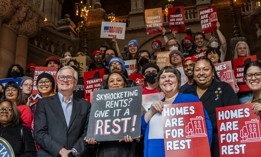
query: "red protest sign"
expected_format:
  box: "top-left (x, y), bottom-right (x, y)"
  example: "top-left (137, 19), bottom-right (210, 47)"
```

top-left (163, 102), bottom-right (211, 157)
top-left (200, 6), bottom-right (218, 34)
top-left (233, 55), bottom-right (257, 92)
top-left (84, 69), bottom-right (104, 101)
top-left (216, 104), bottom-right (261, 156)
top-left (168, 6), bottom-right (185, 32)
top-left (215, 61), bottom-right (237, 92)
top-left (32, 67), bottom-right (57, 102)
top-left (145, 8), bottom-right (163, 35)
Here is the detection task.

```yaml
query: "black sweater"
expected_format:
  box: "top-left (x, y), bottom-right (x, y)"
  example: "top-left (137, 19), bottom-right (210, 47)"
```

top-left (0, 125), bottom-right (36, 157)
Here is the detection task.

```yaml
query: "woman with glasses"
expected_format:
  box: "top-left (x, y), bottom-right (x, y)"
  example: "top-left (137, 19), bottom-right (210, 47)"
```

top-left (36, 73), bottom-right (55, 98)
top-left (4, 81), bottom-right (33, 129)
top-left (183, 58), bottom-right (239, 157)
top-left (244, 61), bottom-right (261, 117)
top-left (30, 73), bottom-right (56, 113)
top-left (0, 99), bottom-right (37, 157)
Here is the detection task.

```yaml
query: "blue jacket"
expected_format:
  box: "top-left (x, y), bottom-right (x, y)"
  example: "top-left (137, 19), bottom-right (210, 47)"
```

top-left (141, 93), bottom-right (213, 157)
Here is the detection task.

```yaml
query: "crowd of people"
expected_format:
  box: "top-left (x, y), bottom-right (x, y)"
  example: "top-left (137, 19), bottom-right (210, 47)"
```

top-left (0, 23), bottom-right (260, 157)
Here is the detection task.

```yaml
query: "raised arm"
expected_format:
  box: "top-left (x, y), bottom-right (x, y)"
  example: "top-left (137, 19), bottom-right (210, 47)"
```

top-left (112, 36), bottom-right (123, 59)
top-left (216, 21), bottom-right (227, 62)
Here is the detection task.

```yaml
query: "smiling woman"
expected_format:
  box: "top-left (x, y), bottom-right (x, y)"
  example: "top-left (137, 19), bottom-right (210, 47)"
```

top-left (4, 82), bottom-right (33, 129)
top-left (142, 66), bottom-right (212, 157)
top-left (0, 99), bottom-right (36, 157)
top-left (244, 61), bottom-right (261, 116)
top-left (183, 58), bottom-right (240, 157)
top-left (36, 73), bottom-right (55, 98)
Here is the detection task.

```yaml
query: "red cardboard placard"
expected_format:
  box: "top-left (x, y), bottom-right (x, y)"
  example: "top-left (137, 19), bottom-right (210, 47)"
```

top-left (216, 104), bottom-right (261, 156)
top-left (168, 6), bottom-right (185, 32)
top-left (215, 61), bottom-right (236, 92)
top-left (233, 55), bottom-right (257, 92)
top-left (84, 69), bottom-right (104, 101)
top-left (163, 102), bottom-right (211, 157)
top-left (200, 6), bottom-right (218, 34)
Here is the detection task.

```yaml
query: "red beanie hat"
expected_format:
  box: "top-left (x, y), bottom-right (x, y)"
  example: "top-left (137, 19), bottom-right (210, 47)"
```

top-left (92, 50), bottom-right (103, 60)
top-left (182, 56), bottom-right (197, 65)
top-left (152, 39), bottom-right (162, 48)
top-left (184, 35), bottom-right (193, 42)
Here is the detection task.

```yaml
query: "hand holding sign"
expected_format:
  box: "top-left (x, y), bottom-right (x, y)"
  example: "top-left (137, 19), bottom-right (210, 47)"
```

top-left (86, 86), bottom-right (142, 141)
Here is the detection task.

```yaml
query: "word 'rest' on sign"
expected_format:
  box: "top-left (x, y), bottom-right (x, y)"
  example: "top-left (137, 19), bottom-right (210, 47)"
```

top-left (86, 86), bottom-right (142, 141)
top-left (216, 104), bottom-right (261, 157)
top-left (162, 102), bottom-right (211, 157)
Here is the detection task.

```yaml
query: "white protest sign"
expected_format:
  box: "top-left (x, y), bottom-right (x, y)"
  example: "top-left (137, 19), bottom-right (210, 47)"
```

top-left (100, 21), bottom-right (126, 39)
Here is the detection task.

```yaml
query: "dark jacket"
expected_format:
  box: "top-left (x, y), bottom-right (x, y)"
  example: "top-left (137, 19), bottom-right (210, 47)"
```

top-left (0, 125), bottom-right (37, 157)
top-left (183, 79), bottom-right (239, 157)
top-left (34, 94), bottom-right (91, 157)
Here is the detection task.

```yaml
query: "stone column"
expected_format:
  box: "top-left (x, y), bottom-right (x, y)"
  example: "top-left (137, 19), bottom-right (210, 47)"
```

top-left (137, 0), bottom-right (144, 11)
top-left (16, 9), bottom-right (42, 70)
top-left (15, 35), bottom-right (28, 68)
top-left (131, 0), bottom-right (137, 11)
top-left (0, 25), bottom-right (17, 78)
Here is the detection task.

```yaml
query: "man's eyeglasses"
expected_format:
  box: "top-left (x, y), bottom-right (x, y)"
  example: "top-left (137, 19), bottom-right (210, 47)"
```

top-left (110, 62), bottom-right (121, 67)
top-left (38, 80), bottom-right (51, 85)
top-left (58, 75), bottom-right (75, 81)
top-left (94, 55), bottom-right (103, 58)
top-left (245, 72), bottom-right (261, 80)
top-left (0, 107), bottom-right (13, 112)
top-left (5, 88), bottom-right (18, 92)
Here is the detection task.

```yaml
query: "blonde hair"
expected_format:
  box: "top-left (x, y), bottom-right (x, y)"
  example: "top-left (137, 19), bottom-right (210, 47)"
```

top-left (234, 41), bottom-right (250, 58)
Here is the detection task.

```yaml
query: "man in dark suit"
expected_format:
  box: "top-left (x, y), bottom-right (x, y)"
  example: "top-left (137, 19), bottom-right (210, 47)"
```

top-left (34, 66), bottom-right (91, 157)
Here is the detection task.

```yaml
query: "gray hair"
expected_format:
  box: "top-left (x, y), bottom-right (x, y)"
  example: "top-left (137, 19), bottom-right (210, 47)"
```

top-left (234, 41), bottom-right (250, 58)
top-left (57, 66), bottom-right (78, 80)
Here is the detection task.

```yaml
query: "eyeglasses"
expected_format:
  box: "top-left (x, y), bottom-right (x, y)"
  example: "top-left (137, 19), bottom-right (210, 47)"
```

top-left (5, 88), bottom-right (18, 92)
top-left (0, 107), bottom-right (13, 112)
top-left (58, 75), bottom-right (75, 81)
top-left (245, 72), bottom-right (261, 80)
top-left (111, 62), bottom-right (121, 67)
top-left (94, 55), bottom-right (103, 58)
top-left (38, 80), bottom-right (51, 85)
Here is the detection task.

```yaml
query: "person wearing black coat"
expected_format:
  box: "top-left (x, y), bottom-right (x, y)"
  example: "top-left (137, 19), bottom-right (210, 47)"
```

top-left (0, 99), bottom-right (36, 157)
top-left (183, 59), bottom-right (240, 157)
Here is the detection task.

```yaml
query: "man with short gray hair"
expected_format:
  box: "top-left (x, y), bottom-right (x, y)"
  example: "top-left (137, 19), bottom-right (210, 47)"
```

top-left (34, 66), bottom-right (91, 157)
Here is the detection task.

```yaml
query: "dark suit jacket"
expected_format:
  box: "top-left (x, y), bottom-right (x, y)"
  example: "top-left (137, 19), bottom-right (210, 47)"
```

top-left (34, 94), bottom-right (91, 157)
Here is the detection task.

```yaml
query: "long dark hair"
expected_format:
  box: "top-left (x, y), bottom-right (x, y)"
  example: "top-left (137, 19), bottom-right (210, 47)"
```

top-left (4, 81), bottom-right (26, 105)
top-left (102, 72), bottom-right (132, 89)
top-left (0, 99), bottom-right (21, 127)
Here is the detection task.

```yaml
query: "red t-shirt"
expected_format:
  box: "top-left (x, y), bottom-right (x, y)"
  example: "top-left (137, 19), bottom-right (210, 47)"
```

top-left (129, 72), bottom-right (144, 86)
top-left (142, 86), bottom-right (159, 94)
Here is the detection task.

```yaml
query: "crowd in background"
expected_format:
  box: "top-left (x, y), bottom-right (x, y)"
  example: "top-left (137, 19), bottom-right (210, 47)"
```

top-left (0, 22), bottom-right (260, 157)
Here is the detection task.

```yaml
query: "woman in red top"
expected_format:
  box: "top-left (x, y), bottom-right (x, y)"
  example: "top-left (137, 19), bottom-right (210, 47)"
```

top-left (4, 81), bottom-right (33, 129)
